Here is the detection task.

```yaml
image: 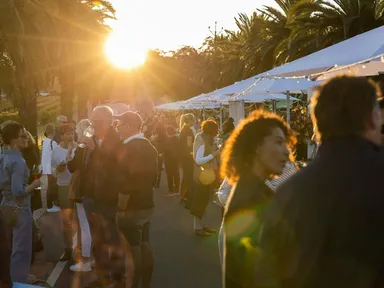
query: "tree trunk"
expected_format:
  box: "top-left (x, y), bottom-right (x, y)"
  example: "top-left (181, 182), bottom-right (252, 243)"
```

top-left (59, 67), bottom-right (75, 121)
top-left (18, 88), bottom-right (38, 137)
top-left (77, 83), bottom-right (89, 120)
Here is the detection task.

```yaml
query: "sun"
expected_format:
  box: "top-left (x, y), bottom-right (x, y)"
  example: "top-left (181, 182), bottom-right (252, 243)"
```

top-left (105, 30), bottom-right (148, 69)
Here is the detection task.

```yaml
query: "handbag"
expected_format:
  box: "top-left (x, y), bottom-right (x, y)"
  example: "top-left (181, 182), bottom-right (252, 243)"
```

top-left (199, 166), bottom-right (216, 186)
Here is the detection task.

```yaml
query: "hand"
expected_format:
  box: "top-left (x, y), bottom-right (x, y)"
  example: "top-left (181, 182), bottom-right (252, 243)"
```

top-left (32, 178), bottom-right (41, 189)
top-left (212, 150), bottom-right (221, 157)
top-left (56, 164), bottom-right (66, 173)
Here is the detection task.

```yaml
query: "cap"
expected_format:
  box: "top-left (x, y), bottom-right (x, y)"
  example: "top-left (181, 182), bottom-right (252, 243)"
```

top-left (57, 115), bottom-right (68, 122)
top-left (116, 111), bottom-right (143, 130)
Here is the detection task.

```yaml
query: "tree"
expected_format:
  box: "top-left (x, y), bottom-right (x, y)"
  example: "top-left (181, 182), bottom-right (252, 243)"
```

top-left (0, 0), bottom-right (52, 136)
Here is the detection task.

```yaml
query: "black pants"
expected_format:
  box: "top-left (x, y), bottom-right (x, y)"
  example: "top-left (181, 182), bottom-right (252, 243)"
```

top-left (155, 154), bottom-right (164, 188)
top-left (180, 156), bottom-right (194, 198)
top-left (86, 201), bottom-right (125, 282)
top-left (164, 157), bottom-right (180, 192)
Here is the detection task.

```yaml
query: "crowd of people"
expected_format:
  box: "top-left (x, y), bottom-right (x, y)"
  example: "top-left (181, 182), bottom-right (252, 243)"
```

top-left (1, 75), bottom-right (384, 288)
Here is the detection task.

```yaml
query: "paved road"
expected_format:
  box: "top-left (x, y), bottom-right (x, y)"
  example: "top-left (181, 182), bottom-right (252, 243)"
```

top-left (31, 176), bottom-right (222, 288)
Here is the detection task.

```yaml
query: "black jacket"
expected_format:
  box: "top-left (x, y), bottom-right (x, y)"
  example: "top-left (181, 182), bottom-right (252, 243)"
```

top-left (223, 172), bottom-right (274, 288)
top-left (67, 128), bottom-right (121, 208)
top-left (118, 137), bottom-right (158, 210)
top-left (254, 136), bottom-right (384, 288)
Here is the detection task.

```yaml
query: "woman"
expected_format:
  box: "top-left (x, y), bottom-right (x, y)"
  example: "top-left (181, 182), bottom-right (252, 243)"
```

top-left (189, 120), bottom-right (220, 236)
top-left (41, 124), bottom-right (60, 212)
top-left (51, 125), bottom-right (76, 262)
top-left (0, 122), bottom-right (41, 283)
top-left (67, 119), bottom-right (93, 272)
top-left (179, 113), bottom-right (196, 201)
top-left (221, 110), bottom-right (295, 288)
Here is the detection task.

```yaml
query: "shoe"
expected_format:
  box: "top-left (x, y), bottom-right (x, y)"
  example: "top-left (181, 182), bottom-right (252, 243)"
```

top-left (59, 248), bottom-right (72, 262)
top-left (203, 226), bottom-right (217, 234)
top-left (70, 261), bottom-right (92, 272)
top-left (195, 229), bottom-right (211, 236)
top-left (47, 204), bottom-right (61, 213)
top-left (165, 192), bottom-right (179, 196)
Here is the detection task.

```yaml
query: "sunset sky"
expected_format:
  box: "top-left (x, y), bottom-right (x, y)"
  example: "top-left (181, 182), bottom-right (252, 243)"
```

top-left (107, 0), bottom-right (277, 52)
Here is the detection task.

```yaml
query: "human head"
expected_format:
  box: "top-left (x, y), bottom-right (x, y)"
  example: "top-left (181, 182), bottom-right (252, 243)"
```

top-left (91, 106), bottom-right (114, 139)
top-left (44, 124), bottom-right (55, 138)
top-left (1, 122), bottom-right (28, 150)
top-left (75, 119), bottom-right (90, 140)
top-left (166, 125), bottom-right (176, 137)
top-left (223, 117), bottom-right (235, 134)
top-left (24, 131), bottom-right (36, 148)
top-left (311, 75), bottom-right (382, 145)
top-left (116, 111), bottom-right (143, 140)
top-left (60, 125), bottom-right (74, 143)
top-left (0, 120), bottom-right (18, 144)
top-left (201, 120), bottom-right (219, 138)
top-left (56, 115), bottom-right (68, 127)
top-left (180, 113), bottom-right (195, 130)
top-left (221, 110), bottom-right (295, 183)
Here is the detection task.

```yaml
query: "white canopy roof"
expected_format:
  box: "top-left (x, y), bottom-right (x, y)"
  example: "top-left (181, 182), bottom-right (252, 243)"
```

top-left (154, 101), bottom-right (221, 110)
top-left (234, 93), bottom-right (299, 103)
top-left (260, 25), bottom-right (384, 77)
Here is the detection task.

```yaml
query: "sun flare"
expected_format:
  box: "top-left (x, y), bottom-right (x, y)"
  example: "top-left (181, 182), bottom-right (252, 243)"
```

top-left (105, 30), bottom-right (148, 69)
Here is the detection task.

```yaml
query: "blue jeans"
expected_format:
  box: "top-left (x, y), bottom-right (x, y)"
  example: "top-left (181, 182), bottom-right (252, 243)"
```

top-left (11, 208), bottom-right (33, 283)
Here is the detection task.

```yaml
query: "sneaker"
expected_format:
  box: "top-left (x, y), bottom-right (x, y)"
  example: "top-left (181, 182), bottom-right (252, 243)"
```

top-left (70, 261), bottom-right (92, 272)
top-left (194, 229), bottom-right (211, 236)
top-left (203, 226), bottom-right (217, 234)
top-left (47, 204), bottom-right (61, 213)
top-left (165, 192), bottom-right (179, 196)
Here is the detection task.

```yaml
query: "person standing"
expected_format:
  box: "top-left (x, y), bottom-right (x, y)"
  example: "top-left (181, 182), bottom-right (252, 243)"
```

top-left (71, 107), bottom-right (124, 288)
top-left (0, 122), bottom-right (41, 283)
top-left (190, 120), bottom-right (220, 236)
top-left (179, 114), bottom-right (195, 201)
top-left (254, 76), bottom-right (384, 288)
top-left (51, 125), bottom-right (75, 262)
top-left (41, 124), bottom-right (60, 212)
top-left (164, 125), bottom-right (180, 196)
top-left (116, 111), bottom-right (157, 288)
top-left (53, 115), bottom-right (68, 144)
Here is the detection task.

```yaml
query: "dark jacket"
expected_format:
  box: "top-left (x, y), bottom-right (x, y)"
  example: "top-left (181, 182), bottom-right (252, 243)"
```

top-left (67, 128), bottom-right (121, 208)
top-left (254, 136), bottom-right (384, 288)
top-left (223, 172), bottom-right (274, 288)
top-left (118, 137), bottom-right (158, 210)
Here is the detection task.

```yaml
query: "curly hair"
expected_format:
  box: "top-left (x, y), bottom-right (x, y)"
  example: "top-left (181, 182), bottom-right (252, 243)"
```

top-left (221, 110), bottom-right (296, 184)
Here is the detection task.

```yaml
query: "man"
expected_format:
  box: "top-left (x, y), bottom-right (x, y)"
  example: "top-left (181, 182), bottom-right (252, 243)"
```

top-left (254, 76), bottom-right (384, 287)
top-left (69, 106), bottom-right (125, 287)
top-left (53, 115), bottom-right (67, 143)
top-left (116, 111), bottom-right (157, 288)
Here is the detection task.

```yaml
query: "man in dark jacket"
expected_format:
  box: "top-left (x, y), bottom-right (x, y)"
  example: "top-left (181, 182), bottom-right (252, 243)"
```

top-left (68, 106), bottom-right (125, 287)
top-left (116, 111), bottom-right (158, 288)
top-left (254, 76), bottom-right (384, 288)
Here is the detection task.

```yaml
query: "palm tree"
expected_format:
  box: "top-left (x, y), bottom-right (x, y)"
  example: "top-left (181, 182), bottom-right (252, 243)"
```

top-left (0, 0), bottom-right (52, 135)
top-left (288, 0), bottom-right (384, 59)
top-left (257, 0), bottom-right (301, 66)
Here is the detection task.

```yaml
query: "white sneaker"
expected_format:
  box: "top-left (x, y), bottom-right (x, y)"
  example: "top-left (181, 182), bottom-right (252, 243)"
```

top-left (70, 261), bottom-right (92, 272)
top-left (47, 204), bottom-right (61, 213)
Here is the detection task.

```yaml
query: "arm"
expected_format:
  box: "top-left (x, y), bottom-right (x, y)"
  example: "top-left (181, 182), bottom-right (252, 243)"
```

top-left (10, 160), bottom-right (39, 196)
top-left (195, 145), bottom-right (214, 166)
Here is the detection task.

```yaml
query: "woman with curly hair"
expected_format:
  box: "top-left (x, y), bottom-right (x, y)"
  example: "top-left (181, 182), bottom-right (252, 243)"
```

top-left (221, 110), bottom-right (296, 288)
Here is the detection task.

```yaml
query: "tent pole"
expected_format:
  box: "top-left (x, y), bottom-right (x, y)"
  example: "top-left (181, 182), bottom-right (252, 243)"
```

top-left (219, 103), bottom-right (223, 132)
top-left (286, 91), bottom-right (291, 127)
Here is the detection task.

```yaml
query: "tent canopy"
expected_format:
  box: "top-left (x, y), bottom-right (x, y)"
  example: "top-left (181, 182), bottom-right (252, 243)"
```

top-left (234, 93), bottom-right (299, 103)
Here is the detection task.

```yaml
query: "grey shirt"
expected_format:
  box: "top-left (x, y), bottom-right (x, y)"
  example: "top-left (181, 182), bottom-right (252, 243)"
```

top-left (0, 148), bottom-right (30, 209)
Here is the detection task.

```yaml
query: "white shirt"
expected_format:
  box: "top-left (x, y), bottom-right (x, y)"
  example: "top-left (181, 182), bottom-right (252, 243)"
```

top-left (51, 145), bottom-right (75, 186)
top-left (195, 145), bottom-right (213, 166)
top-left (41, 138), bottom-right (58, 175)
